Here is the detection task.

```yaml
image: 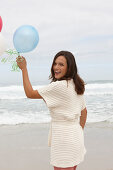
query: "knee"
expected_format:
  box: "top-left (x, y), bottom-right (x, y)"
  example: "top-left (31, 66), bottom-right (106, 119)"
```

top-left (74, 165), bottom-right (77, 170)
top-left (54, 166), bottom-right (61, 170)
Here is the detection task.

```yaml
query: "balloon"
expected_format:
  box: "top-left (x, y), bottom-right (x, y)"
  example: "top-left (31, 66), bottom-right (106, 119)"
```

top-left (0, 33), bottom-right (6, 56)
top-left (13, 25), bottom-right (39, 53)
top-left (0, 16), bottom-right (3, 32)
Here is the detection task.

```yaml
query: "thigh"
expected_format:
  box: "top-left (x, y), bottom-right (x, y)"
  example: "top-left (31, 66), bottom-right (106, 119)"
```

top-left (54, 165), bottom-right (77, 170)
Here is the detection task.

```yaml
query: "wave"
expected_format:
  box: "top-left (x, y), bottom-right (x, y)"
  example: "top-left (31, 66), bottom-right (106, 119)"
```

top-left (87, 116), bottom-right (113, 123)
top-left (86, 83), bottom-right (113, 89)
top-left (85, 91), bottom-right (113, 95)
top-left (0, 85), bottom-right (44, 100)
top-left (0, 85), bottom-right (43, 91)
top-left (0, 83), bottom-right (113, 90)
top-left (0, 118), bottom-right (112, 126)
top-left (0, 110), bottom-right (51, 125)
top-left (0, 83), bottom-right (113, 99)
top-left (85, 83), bottom-right (113, 95)
top-left (0, 114), bottom-right (113, 125)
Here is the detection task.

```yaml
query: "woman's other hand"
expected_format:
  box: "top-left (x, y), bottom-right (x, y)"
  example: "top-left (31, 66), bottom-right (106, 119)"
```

top-left (80, 108), bottom-right (87, 129)
top-left (16, 56), bottom-right (27, 71)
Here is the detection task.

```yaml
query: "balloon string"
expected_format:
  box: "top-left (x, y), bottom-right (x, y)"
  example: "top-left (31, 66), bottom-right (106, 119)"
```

top-left (17, 51), bottom-right (20, 56)
top-left (1, 49), bottom-right (20, 72)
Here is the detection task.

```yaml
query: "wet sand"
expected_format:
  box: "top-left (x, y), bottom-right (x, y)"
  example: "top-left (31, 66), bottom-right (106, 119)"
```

top-left (0, 123), bottom-right (113, 170)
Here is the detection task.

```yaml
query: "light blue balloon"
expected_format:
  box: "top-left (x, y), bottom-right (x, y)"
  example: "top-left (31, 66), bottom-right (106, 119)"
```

top-left (13, 25), bottom-right (39, 53)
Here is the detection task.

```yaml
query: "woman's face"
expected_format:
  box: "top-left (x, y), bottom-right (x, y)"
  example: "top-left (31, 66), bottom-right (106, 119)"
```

top-left (53, 55), bottom-right (67, 80)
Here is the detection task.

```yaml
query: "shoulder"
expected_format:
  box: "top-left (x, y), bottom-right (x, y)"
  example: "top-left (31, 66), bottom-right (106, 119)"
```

top-left (38, 80), bottom-right (66, 94)
top-left (48, 80), bottom-right (67, 91)
top-left (50, 80), bottom-right (67, 87)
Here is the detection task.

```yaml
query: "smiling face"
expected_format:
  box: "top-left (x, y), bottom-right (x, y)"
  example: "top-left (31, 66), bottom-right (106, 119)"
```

top-left (53, 55), bottom-right (68, 80)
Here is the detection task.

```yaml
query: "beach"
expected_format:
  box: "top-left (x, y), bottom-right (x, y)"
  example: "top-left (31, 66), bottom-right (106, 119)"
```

top-left (0, 123), bottom-right (113, 170)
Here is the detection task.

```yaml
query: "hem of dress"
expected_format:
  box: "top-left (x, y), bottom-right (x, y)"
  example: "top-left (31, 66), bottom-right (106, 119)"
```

top-left (50, 150), bottom-right (86, 168)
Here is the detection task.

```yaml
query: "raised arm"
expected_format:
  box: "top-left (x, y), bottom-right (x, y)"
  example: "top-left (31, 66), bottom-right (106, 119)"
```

top-left (16, 56), bottom-right (42, 99)
top-left (80, 108), bottom-right (87, 129)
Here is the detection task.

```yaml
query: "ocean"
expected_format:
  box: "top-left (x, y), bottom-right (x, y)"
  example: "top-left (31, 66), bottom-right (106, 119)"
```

top-left (0, 80), bottom-right (113, 127)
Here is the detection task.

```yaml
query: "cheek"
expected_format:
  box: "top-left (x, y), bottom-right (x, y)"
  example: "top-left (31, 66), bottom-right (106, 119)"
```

top-left (53, 66), bottom-right (55, 71)
top-left (61, 67), bottom-right (67, 76)
top-left (64, 66), bottom-right (67, 73)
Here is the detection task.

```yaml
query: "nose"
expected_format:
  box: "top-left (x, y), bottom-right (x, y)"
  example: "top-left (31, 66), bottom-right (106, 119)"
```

top-left (54, 64), bottom-right (59, 70)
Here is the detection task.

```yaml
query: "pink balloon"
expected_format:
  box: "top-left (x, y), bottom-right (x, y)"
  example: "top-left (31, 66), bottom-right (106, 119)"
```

top-left (0, 16), bottom-right (3, 32)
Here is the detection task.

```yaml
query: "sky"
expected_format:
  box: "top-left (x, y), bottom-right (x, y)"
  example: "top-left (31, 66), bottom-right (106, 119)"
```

top-left (0, 0), bottom-right (113, 85)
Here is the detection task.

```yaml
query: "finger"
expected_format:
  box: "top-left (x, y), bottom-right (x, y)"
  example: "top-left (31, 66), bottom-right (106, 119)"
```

top-left (16, 56), bottom-right (24, 62)
top-left (17, 59), bottom-right (24, 63)
top-left (21, 56), bottom-right (25, 60)
top-left (17, 56), bottom-right (23, 60)
top-left (16, 56), bottom-right (21, 61)
top-left (18, 56), bottom-right (23, 58)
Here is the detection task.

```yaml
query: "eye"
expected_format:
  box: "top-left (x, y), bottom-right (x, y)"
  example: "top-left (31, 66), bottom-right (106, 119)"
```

top-left (59, 63), bottom-right (64, 66)
top-left (54, 62), bottom-right (57, 66)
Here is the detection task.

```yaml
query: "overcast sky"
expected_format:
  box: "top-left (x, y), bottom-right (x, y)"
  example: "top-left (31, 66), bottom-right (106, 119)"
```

top-left (0, 0), bottom-right (113, 85)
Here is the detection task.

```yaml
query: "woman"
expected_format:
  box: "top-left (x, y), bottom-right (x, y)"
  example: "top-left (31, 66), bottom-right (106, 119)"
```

top-left (16, 51), bottom-right (87, 170)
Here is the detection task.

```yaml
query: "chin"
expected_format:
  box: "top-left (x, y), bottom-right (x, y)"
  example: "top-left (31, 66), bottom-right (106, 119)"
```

top-left (55, 76), bottom-right (64, 80)
top-left (54, 74), bottom-right (66, 80)
top-left (55, 77), bottom-right (60, 80)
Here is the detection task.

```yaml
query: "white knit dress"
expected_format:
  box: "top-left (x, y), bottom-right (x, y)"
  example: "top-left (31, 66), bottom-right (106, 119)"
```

top-left (38, 79), bottom-right (86, 168)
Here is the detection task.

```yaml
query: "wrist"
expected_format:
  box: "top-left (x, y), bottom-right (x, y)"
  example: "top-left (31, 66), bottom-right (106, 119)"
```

top-left (22, 67), bottom-right (27, 71)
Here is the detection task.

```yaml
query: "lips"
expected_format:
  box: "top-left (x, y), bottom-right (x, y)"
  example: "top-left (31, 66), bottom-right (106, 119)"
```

top-left (54, 71), bottom-right (61, 75)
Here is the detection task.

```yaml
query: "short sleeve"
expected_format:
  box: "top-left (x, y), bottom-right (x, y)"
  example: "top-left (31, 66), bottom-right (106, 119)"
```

top-left (81, 95), bottom-right (86, 111)
top-left (37, 81), bottom-right (63, 108)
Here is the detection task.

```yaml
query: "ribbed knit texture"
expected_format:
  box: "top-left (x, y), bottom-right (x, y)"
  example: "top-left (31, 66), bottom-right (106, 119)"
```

top-left (38, 79), bottom-right (86, 168)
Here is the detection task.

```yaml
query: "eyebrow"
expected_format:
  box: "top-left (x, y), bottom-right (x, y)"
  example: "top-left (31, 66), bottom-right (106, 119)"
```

top-left (54, 61), bottom-right (65, 64)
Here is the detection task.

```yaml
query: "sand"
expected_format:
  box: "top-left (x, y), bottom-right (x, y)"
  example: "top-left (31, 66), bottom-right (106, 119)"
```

top-left (0, 123), bottom-right (113, 170)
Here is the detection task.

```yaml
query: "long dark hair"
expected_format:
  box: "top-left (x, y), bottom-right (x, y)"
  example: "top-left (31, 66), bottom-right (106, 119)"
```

top-left (49, 51), bottom-right (85, 95)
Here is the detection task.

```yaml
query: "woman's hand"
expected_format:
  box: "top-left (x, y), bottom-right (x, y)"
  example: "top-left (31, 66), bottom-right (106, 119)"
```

top-left (16, 56), bottom-right (27, 71)
top-left (80, 108), bottom-right (87, 129)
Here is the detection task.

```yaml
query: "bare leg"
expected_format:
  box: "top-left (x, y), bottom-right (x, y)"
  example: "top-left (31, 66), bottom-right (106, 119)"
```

top-left (74, 165), bottom-right (77, 170)
top-left (54, 165), bottom-right (77, 170)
